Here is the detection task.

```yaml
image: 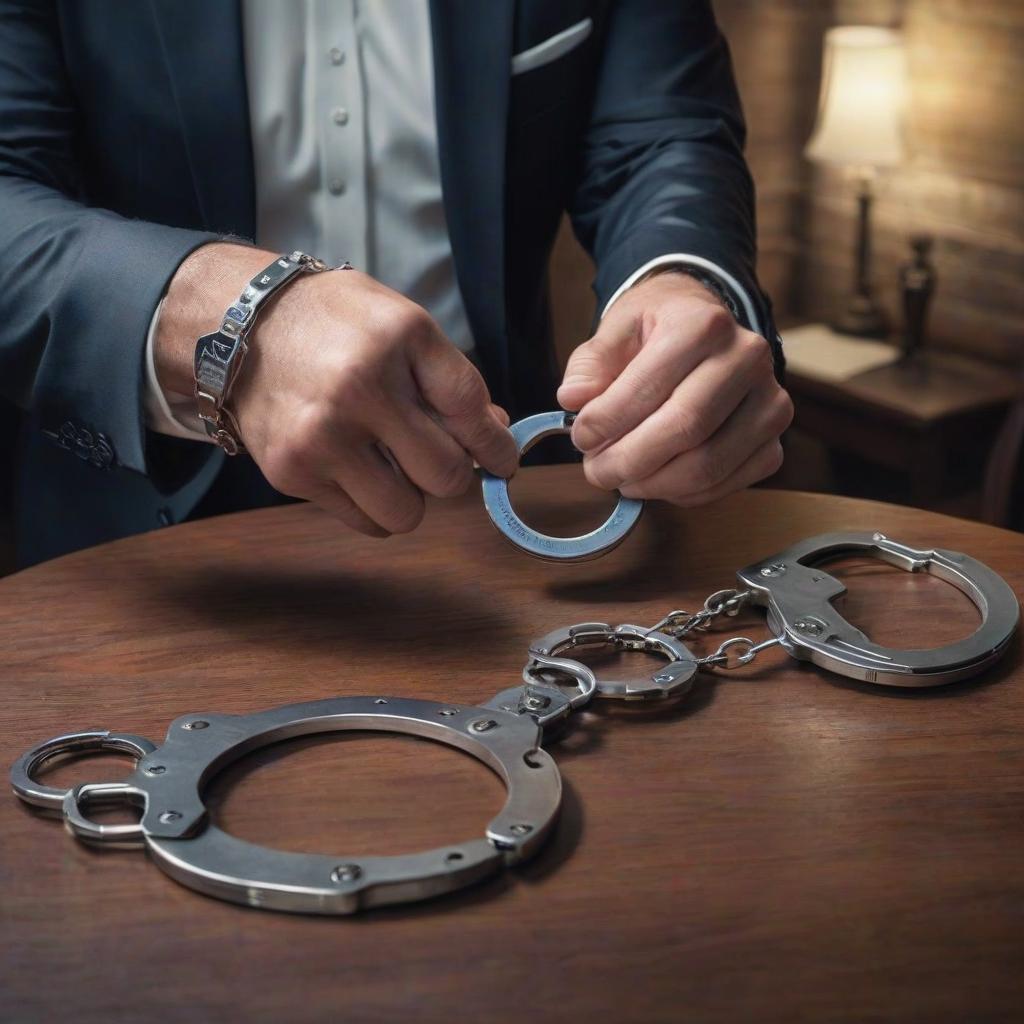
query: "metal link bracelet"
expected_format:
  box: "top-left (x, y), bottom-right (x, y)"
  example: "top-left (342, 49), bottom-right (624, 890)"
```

top-left (193, 251), bottom-right (341, 454)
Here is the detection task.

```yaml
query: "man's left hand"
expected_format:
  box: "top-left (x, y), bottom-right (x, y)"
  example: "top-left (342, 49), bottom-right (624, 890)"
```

top-left (556, 271), bottom-right (793, 506)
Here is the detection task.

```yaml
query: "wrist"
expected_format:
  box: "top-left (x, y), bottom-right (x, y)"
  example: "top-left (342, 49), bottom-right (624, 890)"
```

top-left (154, 242), bottom-right (275, 397)
top-left (629, 266), bottom-right (731, 312)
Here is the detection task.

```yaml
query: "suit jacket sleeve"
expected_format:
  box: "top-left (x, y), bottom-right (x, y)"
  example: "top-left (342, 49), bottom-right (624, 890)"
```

top-left (0, 1), bottom-right (217, 477)
top-left (569, 0), bottom-right (781, 366)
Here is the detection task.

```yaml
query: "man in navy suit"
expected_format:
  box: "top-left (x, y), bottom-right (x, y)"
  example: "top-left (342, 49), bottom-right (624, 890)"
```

top-left (0, 1), bottom-right (791, 566)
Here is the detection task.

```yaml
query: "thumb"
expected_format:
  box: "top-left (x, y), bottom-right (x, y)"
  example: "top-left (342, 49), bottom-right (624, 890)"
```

top-left (557, 314), bottom-right (637, 414)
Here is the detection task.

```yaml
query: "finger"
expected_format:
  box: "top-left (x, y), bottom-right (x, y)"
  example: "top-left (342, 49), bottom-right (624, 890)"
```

top-left (309, 483), bottom-right (391, 538)
top-left (556, 312), bottom-right (639, 415)
top-left (379, 405), bottom-right (476, 499)
top-left (334, 442), bottom-right (426, 534)
top-left (616, 384), bottom-right (792, 501)
top-left (584, 334), bottom-right (774, 491)
top-left (622, 437), bottom-right (785, 507)
top-left (411, 338), bottom-right (518, 478)
top-left (568, 304), bottom-right (733, 454)
top-left (490, 404), bottom-right (511, 428)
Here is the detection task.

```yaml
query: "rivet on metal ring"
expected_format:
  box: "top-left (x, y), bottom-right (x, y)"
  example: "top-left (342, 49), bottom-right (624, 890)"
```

top-left (480, 411), bottom-right (644, 562)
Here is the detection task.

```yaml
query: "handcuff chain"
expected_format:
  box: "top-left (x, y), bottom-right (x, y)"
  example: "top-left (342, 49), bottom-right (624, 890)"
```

top-left (697, 635), bottom-right (784, 670)
top-left (646, 587), bottom-right (785, 670)
top-left (647, 587), bottom-right (756, 638)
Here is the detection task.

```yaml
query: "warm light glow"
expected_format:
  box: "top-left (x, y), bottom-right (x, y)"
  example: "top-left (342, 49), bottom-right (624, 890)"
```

top-left (805, 26), bottom-right (907, 169)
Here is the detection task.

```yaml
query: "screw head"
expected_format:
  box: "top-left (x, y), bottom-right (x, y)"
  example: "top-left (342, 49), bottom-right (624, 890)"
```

top-left (510, 824), bottom-right (533, 836)
top-left (470, 719), bottom-right (498, 733)
top-left (145, 765), bottom-right (167, 776)
top-left (794, 618), bottom-right (824, 637)
top-left (158, 811), bottom-right (182, 824)
top-left (654, 673), bottom-right (674, 684)
top-left (759, 563), bottom-right (786, 577)
top-left (183, 720), bottom-right (209, 730)
top-left (374, 698), bottom-right (388, 705)
top-left (439, 709), bottom-right (457, 717)
top-left (331, 864), bottom-right (362, 884)
top-left (522, 692), bottom-right (551, 711)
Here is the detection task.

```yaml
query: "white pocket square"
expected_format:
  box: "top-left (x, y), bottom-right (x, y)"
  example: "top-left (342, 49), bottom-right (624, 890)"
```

top-left (511, 17), bottom-right (593, 76)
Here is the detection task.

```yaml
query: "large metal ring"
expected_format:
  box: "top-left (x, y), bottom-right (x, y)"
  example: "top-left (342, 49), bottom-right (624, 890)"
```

top-left (737, 531), bottom-right (1020, 687)
top-left (480, 410), bottom-right (644, 562)
top-left (13, 698), bottom-right (563, 915)
top-left (527, 622), bottom-right (699, 701)
top-left (10, 730), bottom-right (157, 811)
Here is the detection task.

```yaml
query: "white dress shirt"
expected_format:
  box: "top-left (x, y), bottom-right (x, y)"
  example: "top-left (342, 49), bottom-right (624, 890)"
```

top-left (146, 2), bottom-right (760, 441)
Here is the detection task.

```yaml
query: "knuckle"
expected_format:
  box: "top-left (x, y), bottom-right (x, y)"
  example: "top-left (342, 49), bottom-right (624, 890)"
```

top-left (766, 440), bottom-right (785, 476)
top-left (771, 388), bottom-right (795, 434)
top-left (384, 493), bottom-right (425, 534)
top-left (327, 359), bottom-right (380, 410)
top-left (685, 302), bottom-right (733, 343)
top-left (690, 445), bottom-right (726, 491)
top-left (429, 453), bottom-right (474, 498)
top-left (442, 364), bottom-right (488, 420)
top-left (622, 367), bottom-right (663, 409)
top-left (703, 302), bottom-right (735, 336)
top-left (261, 447), bottom-right (311, 498)
top-left (378, 299), bottom-right (429, 342)
top-left (666, 405), bottom-right (704, 451)
top-left (583, 454), bottom-right (622, 492)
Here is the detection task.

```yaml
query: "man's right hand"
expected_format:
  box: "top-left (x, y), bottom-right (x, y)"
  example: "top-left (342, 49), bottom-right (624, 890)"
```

top-left (155, 243), bottom-right (518, 537)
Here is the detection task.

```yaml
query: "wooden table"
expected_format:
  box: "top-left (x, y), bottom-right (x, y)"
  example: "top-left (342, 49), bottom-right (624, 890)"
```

top-left (2, 467), bottom-right (1022, 1023)
top-left (786, 349), bottom-right (1019, 506)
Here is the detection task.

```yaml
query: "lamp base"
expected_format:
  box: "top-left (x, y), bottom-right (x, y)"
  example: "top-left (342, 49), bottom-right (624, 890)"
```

top-left (831, 295), bottom-right (889, 339)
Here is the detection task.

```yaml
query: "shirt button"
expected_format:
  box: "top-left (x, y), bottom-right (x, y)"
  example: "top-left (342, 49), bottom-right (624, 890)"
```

top-left (329, 178), bottom-right (346, 195)
top-left (332, 107), bottom-right (349, 126)
top-left (329, 48), bottom-right (345, 65)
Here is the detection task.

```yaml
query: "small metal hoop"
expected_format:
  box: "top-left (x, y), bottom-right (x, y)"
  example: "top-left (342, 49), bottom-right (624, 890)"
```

top-left (480, 411), bottom-right (644, 562)
top-left (527, 622), bottom-right (699, 701)
top-left (10, 730), bottom-right (157, 811)
top-left (63, 781), bottom-right (149, 846)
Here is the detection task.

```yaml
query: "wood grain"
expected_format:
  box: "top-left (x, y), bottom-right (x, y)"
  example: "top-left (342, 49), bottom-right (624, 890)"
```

top-left (1, 469), bottom-right (1022, 1023)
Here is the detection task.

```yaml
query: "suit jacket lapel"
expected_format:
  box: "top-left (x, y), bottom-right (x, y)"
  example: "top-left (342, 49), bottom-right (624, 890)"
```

top-left (430, 0), bottom-right (515, 404)
top-left (149, 0), bottom-right (256, 239)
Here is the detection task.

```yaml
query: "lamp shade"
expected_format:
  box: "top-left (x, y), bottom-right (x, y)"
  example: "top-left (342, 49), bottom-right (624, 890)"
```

top-left (805, 26), bottom-right (906, 169)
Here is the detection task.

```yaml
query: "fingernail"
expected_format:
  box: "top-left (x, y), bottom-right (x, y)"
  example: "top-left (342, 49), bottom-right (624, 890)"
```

top-left (571, 420), bottom-right (600, 452)
top-left (557, 378), bottom-right (590, 405)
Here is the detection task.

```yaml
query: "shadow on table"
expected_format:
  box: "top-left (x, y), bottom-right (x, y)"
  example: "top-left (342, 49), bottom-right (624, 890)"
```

top-left (538, 504), bottom-right (689, 605)
top-left (152, 566), bottom-right (520, 655)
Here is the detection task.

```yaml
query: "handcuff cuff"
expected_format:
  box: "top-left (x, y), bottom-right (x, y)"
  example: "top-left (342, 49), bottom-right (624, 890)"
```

top-left (481, 410), bottom-right (644, 561)
top-left (11, 531), bottom-right (1017, 915)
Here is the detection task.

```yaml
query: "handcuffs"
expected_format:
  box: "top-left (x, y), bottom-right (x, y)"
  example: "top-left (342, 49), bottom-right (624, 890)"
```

top-left (481, 410), bottom-right (644, 561)
top-left (11, 532), bottom-right (1019, 914)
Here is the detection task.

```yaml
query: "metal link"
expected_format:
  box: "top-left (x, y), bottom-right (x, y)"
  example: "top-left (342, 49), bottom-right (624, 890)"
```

top-left (698, 636), bottom-right (784, 670)
top-left (647, 588), bottom-right (755, 639)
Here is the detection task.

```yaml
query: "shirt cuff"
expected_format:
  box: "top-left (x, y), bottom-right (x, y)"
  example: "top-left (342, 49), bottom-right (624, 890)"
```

top-left (600, 253), bottom-right (766, 338)
top-left (144, 298), bottom-right (212, 442)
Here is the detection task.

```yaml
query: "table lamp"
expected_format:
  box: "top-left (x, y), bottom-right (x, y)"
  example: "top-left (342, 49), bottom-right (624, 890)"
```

top-left (805, 26), bottom-right (907, 339)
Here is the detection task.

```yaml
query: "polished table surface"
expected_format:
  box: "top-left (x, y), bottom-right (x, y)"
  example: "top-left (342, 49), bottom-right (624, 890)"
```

top-left (2, 466), bottom-right (1022, 1023)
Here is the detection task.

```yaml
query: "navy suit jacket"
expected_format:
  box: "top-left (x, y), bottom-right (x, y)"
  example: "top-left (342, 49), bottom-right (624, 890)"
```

top-left (0, 0), bottom-right (778, 567)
